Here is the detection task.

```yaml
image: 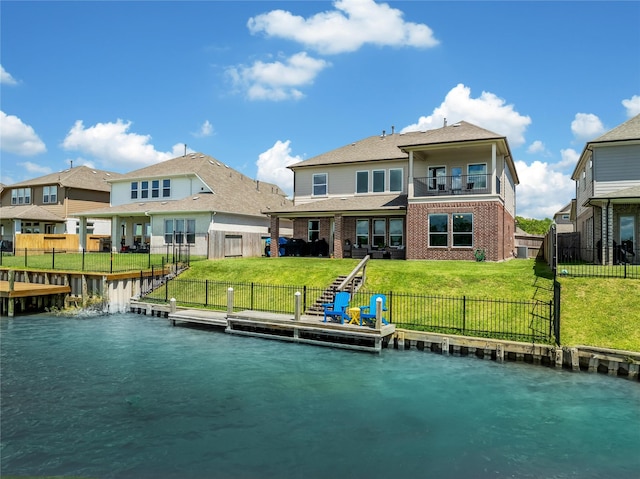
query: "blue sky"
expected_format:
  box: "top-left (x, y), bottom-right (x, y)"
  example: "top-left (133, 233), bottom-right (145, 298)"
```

top-left (1, 0), bottom-right (638, 219)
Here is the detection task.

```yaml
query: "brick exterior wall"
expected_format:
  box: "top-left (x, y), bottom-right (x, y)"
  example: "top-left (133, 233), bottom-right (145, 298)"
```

top-left (406, 201), bottom-right (514, 261)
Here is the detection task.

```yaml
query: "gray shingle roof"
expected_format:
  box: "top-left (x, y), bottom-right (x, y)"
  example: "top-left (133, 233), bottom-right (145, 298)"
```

top-left (290, 121), bottom-right (507, 169)
top-left (0, 204), bottom-right (65, 222)
top-left (9, 165), bottom-right (123, 192)
top-left (265, 194), bottom-right (407, 215)
top-left (591, 114), bottom-right (640, 143)
top-left (82, 152), bottom-right (292, 218)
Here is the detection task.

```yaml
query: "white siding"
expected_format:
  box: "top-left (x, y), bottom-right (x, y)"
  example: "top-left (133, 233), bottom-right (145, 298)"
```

top-left (504, 164), bottom-right (516, 217)
top-left (110, 175), bottom-right (208, 206)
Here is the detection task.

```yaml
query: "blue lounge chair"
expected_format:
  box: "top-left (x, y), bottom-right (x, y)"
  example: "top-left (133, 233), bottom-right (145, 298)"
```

top-left (323, 291), bottom-right (351, 324)
top-left (359, 294), bottom-right (389, 326)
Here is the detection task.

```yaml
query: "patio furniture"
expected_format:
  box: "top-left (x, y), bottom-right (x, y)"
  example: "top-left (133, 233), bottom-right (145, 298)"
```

top-left (323, 292), bottom-right (351, 324)
top-left (359, 294), bottom-right (389, 326)
top-left (347, 307), bottom-right (360, 325)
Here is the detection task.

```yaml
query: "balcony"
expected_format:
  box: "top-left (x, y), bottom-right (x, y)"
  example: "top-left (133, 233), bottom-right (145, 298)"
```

top-left (413, 174), bottom-right (494, 198)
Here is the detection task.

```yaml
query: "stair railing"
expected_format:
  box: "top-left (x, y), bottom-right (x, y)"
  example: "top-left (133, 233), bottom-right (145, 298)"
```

top-left (337, 255), bottom-right (369, 293)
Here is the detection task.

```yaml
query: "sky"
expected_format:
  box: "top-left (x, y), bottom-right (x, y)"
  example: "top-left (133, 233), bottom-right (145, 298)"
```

top-left (1, 0), bottom-right (639, 219)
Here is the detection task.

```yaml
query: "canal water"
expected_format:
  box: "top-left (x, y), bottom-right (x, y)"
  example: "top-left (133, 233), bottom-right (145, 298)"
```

top-left (1, 313), bottom-right (639, 479)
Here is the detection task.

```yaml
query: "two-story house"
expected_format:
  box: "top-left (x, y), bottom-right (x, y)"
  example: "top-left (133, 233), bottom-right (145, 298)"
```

top-left (0, 165), bottom-right (122, 250)
top-left (267, 120), bottom-right (519, 261)
top-left (571, 114), bottom-right (640, 265)
top-left (77, 152), bottom-right (293, 258)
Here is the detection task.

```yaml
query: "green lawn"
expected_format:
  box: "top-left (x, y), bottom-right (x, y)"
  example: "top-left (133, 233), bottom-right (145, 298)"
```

top-left (181, 257), bottom-right (639, 352)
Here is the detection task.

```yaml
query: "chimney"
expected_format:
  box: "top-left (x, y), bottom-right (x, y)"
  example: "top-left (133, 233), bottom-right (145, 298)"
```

top-left (381, 129), bottom-right (386, 137)
top-left (391, 125), bottom-right (395, 135)
top-left (443, 118), bottom-right (447, 127)
top-left (256, 180), bottom-right (260, 191)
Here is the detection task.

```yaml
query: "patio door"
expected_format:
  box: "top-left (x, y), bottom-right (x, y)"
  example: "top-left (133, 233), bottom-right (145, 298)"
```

top-left (619, 215), bottom-right (636, 262)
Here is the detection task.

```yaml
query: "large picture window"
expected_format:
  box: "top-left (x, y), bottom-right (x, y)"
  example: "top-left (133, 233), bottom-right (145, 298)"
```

top-left (468, 164), bottom-right (487, 189)
top-left (389, 168), bottom-right (403, 192)
top-left (164, 218), bottom-right (196, 244)
top-left (453, 213), bottom-right (473, 247)
top-left (429, 214), bottom-right (448, 246)
top-left (313, 173), bottom-right (327, 196)
top-left (373, 170), bottom-right (385, 193)
top-left (389, 218), bottom-right (404, 246)
top-left (372, 219), bottom-right (386, 248)
top-left (356, 171), bottom-right (368, 194)
top-left (356, 219), bottom-right (369, 247)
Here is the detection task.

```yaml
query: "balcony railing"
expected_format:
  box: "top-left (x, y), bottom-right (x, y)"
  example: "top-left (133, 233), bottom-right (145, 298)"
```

top-left (413, 174), bottom-right (492, 197)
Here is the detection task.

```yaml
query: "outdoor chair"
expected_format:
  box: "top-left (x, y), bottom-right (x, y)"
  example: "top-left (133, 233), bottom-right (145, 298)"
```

top-left (359, 294), bottom-right (389, 326)
top-left (323, 291), bottom-right (351, 324)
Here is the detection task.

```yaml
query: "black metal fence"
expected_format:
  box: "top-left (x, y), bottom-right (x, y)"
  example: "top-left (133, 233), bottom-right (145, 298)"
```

top-left (142, 279), bottom-right (557, 344)
top-left (557, 247), bottom-right (640, 279)
top-left (0, 244), bottom-right (202, 273)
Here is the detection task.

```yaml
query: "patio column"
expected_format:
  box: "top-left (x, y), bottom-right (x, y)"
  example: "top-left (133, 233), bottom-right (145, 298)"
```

top-left (408, 150), bottom-right (414, 198)
top-left (270, 216), bottom-right (280, 258)
top-left (333, 214), bottom-right (344, 259)
top-left (111, 216), bottom-right (120, 252)
top-left (606, 203), bottom-right (614, 265)
top-left (491, 143), bottom-right (497, 194)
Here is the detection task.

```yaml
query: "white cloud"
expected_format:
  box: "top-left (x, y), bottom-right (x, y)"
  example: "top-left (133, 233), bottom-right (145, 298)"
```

top-left (571, 113), bottom-right (605, 140)
top-left (515, 160), bottom-right (574, 219)
top-left (255, 140), bottom-right (302, 196)
top-left (248, 0), bottom-right (439, 55)
top-left (61, 119), bottom-right (182, 169)
top-left (622, 95), bottom-right (640, 117)
top-left (527, 140), bottom-right (547, 155)
top-left (18, 161), bottom-right (52, 176)
top-left (227, 52), bottom-right (329, 101)
top-left (556, 148), bottom-right (580, 171)
top-left (193, 120), bottom-right (214, 138)
top-left (0, 111), bottom-right (47, 156)
top-left (401, 84), bottom-right (531, 147)
top-left (0, 65), bottom-right (18, 85)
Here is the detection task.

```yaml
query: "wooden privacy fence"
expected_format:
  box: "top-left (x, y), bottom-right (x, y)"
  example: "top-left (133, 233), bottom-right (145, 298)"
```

top-left (13, 234), bottom-right (109, 253)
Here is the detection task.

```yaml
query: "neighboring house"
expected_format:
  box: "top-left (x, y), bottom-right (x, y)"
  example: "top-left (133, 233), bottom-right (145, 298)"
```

top-left (0, 166), bottom-right (122, 249)
top-left (77, 152), bottom-right (293, 258)
top-left (553, 201), bottom-right (575, 233)
top-left (572, 114), bottom-right (640, 265)
top-left (266, 121), bottom-right (519, 261)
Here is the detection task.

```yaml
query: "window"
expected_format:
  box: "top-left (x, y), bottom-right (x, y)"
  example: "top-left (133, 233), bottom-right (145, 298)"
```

top-left (451, 167), bottom-right (462, 191)
top-left (43, 185), bottom-right (57, 204)
top-left (390, 168), bottom-right (403, 192)
top-left (429, 214), bottom-right (448, 246)
top-left (186, 219), bottom-right (196, 244)
top-left (141, 181), bottom-right (149, 199)
top-left (468, 164), bottom-right (487, 189)
top-left (162, 179), bottom-right (171, 197)
top-left (582, 170), bottom-right (586, 190)
top-left (131, 182), bottom-right (138, 199)
top-left (356, 219), bottom-right (369, 246)
top-left (372, 219), bottom-right (386, 248)
top-left (175, 219), bottom-right (185, 243)
top-left (164, 219), bottom-right (173, 244)
top-left (373, 170), bottom-right (385, 193)
top-left (308, 220), bottom-right (320, 242)
top-left (11, 188), bottom-right (31, 205)
top-left (428, 167), bottom-right (446, 190)
top-left (453, 213), bottom-right (473, 247)
top-left (356, 171), bottom-right (368, 194)
top-left (152, 180), bottom-right (160, 198)
top-left (389, 218), bottom-right (404, 246)
top-left (562, 214), bottom-right (570, 221)
top-left (313, 173), bottom-right (327, 196)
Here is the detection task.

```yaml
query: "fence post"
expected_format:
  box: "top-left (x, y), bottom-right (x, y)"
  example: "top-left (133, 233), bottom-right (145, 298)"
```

top-left (294, 291), bottom-right (301, 322)
top-left (227, 287), bottom-right (234, 315)
top-left (148, 248), bottom-right (151, 269)
top-left (24, 248), bottom-right (27, 268)
top-left (52, 248), bottom-right (55, 270)
top-left (553, 280), bottom-right (561, 345)
top-left (388, 290), bottom-right (393, 323)
top-left (462, 295), bottom-right (467, 334)
top-left (205, 279), bottom-right (209, 307)
top-left (375, 296), bottom-right (382, 330)
top-left (251, 282), bottom-right (254, 310)
top-left (165, 272), bottom-right (169, 302)
top-left (82, 248), bottom-right (86, 271)
top-left (303, 285), bottom-right (307, 311)
top-left (110, 251), bottom-right (114, 274)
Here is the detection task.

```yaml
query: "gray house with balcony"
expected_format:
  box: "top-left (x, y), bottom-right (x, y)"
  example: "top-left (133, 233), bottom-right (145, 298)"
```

top-left (571, 114), bottom-right (640, 265)
top-left (266, 120), bottom-right (519, 261)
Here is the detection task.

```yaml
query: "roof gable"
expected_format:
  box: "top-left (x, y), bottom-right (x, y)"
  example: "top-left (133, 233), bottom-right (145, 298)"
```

top-left (9, 165), bottom-right (122, 192)
top-left (591, 114), bottom-right (640, 143)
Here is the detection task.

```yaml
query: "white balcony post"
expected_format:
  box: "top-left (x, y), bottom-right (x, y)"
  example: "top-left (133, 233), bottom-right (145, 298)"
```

top-left (408, 150), bottom-right (414, 198)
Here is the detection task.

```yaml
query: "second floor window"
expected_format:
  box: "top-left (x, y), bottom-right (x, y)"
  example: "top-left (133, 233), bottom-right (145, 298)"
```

top-left (141, 181), bottom-right (149, 199)
top-left (356, 171), bottom-right (368, 194)
top-left (163, 179), bottom-right (171, 197)
top-left (389, 168), bottom-right (403, 192)
top-left (468, 164), bottom-right (487, 189)
top-left (131, 182), bottom-right (138, 199)
top-left (11, 188), bottom-right (31, 205)
top-left (428, 167), bottom-right (446, 190)
top-left (43, 186), bottom-right (57, 204)
top-left (373, 170), bottom-right (385, 193)
top-left (313, 173), bottom-right (327, 196)
top-left (152, 180), bottom-right (160, 198)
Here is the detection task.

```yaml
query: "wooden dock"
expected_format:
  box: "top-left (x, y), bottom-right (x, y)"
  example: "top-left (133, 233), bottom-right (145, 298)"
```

top-left (0, 280), bottom-right (71, 317)
top-left (129, 301), bottom-right (395, 353)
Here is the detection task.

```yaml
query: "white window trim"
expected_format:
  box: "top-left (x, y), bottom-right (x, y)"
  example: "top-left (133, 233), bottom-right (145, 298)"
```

top-left (452, 213), bottom-right (474, 248)
top-left (389, 168), bottom-right (403, 193)
top-left (372, 169), bottom-right (386, 193)
top-left (312, 173), bottom-right (328, 197)
top-left (355, 170), bottom-right (369, 194)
